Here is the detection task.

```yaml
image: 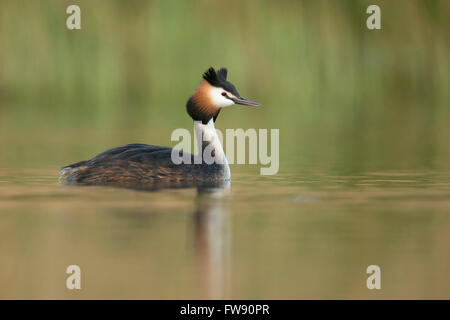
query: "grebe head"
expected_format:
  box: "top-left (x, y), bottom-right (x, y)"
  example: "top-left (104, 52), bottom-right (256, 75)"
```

top-left (187, 67), bottom-right (261, 124)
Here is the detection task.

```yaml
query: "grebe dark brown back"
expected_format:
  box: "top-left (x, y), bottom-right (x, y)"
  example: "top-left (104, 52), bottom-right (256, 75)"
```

top-left (60, 67), bottom-right (260, 190)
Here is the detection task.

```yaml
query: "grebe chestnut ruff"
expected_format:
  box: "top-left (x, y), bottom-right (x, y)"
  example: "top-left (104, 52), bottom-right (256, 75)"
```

top-left (60, 67), bottom-right (261, 190)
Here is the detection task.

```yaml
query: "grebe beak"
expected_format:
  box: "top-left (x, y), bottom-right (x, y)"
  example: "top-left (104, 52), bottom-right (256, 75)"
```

top-left (231, 96), bottom-right (261, 107)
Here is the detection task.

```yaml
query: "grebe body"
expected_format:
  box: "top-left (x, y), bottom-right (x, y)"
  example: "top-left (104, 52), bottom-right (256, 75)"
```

top-left (60, 68), bottom-right (260, 190)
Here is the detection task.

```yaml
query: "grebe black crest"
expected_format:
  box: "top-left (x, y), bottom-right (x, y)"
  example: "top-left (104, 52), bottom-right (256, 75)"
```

top-left (60, 67), bottom-right (261, 190)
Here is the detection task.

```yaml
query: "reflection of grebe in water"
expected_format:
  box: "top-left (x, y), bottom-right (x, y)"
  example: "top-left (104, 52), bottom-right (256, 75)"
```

top-left (60, 67), bottom-right (260, 190)
top-left (194, 185), bottom-right (230, 299)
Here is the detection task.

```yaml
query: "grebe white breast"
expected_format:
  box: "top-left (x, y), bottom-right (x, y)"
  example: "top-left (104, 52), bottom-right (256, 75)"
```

top-left (60, 67), bottom-right (260, 190)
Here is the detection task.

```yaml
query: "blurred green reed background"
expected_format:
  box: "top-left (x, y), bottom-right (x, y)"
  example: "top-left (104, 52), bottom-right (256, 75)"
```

top-left (0, 0), bottom-right (449, 172)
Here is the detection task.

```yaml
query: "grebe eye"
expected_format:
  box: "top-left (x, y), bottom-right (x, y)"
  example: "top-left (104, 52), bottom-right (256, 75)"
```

top-left (221, 92), bottom-right (228, 97)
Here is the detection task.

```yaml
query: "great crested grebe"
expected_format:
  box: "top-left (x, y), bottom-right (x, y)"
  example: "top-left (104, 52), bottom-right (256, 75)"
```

top-left (60, 67), bottom-right (260, 190)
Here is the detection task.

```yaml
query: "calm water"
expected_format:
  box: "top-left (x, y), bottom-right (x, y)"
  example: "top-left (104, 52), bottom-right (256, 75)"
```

top-left (1, 167), bottom-right (449, 299)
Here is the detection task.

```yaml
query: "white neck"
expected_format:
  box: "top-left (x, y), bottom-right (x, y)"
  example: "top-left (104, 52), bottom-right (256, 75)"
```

top-left (194, 119), bottom-right (230, 178)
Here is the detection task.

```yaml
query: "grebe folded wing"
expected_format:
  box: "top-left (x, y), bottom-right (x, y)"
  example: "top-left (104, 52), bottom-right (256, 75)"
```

top-left (60, 144), bottom-right (198, 187)
top-left (62, 144), bottom-right (176, 168)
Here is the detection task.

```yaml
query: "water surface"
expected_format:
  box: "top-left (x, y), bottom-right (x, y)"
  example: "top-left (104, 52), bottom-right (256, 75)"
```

top-left (1, 168), bottom-right (449, 299)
